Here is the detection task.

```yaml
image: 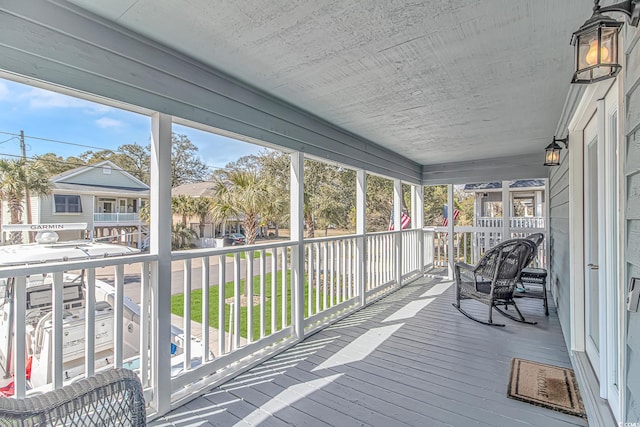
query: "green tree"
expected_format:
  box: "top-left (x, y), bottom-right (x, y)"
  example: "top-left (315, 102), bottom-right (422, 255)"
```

top-left (365, 175), bottom-right (393, 231)
top-left (424, 185), bottom-right (448, 226)
top-left (191, 197), bottom-right (213, 238)
top-left (0, 159), bottom-right (51, 244)
top-left (117, 143), bottom-right (150, 183)
top-left (172, 194), bottom-right (195, 226)
top-left (211, 170), bottom-right (273, 245)
top-left (171, 222), bottom-right (197, 250)
top-left (139, 203), bottom-right (150, 223)
top-left (33, 153), bottom-right (77, 177)
top-left (224, 149), bottom-right (290, 236)
top-left (171, 134), bottom-right (210, 186)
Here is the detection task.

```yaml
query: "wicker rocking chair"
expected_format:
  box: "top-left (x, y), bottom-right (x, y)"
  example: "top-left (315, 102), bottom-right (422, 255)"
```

top-left (453, 238), bottom-right (537, 327)
top-left (0, 368), bottom-right (146, 426)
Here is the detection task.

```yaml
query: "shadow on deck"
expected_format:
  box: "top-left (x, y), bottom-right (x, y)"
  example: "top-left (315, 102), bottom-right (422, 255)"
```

top-left (152, 276), bottom-right (587, 427)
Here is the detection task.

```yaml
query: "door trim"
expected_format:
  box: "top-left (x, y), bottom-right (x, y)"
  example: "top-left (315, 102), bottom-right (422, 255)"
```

top-left (567, 79), bottom-right (618, 423)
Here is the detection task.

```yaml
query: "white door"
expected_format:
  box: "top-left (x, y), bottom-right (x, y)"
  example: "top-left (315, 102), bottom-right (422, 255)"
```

top-left (582, 85), bottom-right (621, 419)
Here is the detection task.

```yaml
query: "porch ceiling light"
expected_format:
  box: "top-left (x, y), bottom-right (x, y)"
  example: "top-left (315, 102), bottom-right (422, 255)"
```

top-left (571, 0), bottom-right (640, 84)
top-left (544, 136), bottom-right (569, 167)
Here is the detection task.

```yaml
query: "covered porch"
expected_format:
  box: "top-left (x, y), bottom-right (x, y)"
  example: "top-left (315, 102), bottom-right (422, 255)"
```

top-left (1, 0), bottom-right (639, 425)
top-left (152, 276), bottom-right (584, 427)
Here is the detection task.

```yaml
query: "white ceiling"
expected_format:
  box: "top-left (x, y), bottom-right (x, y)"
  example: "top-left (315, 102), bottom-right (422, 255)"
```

top-left (68, 0), bottom-right (589, 166)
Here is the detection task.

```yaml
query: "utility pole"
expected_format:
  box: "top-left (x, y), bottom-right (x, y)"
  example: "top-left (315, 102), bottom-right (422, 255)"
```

top-left (20, 130), bottom-right (33, 243)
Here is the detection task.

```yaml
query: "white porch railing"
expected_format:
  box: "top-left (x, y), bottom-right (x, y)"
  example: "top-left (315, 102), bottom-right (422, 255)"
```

top-left (93, 213), bottom-right (140, 223)
top-left (431, 226), bottom-right (546, 269)
top-left (0, 229), bottom-right (424, 417)
top-left (0, 225), bottom-right (543, 418)
top-left (476, 216), bottom-right (545, 229)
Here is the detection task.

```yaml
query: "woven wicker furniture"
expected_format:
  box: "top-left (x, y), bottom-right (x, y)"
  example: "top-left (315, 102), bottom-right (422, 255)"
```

top-left (513, 233), bottom-right (549, 316)
top-left (518, 267), bottom-right (549, 316)
top-left (0, 368), bottom-right (145, 426)
top-left (453, 238), bottom-right (537, 327)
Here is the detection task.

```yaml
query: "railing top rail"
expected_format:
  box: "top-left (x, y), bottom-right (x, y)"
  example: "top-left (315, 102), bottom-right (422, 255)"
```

top-left (509, 227), bottom-right (548, 233)
top-left (0, 253), bottom-right (157, 279)
top-left (170, 239), bottom-right (294, 260)
top-left (303, 234), bottom-right (359, 243)
top-left (365, 230), bottom-right (395, 236)
top-left (438, 226), bottom-right (504, 232)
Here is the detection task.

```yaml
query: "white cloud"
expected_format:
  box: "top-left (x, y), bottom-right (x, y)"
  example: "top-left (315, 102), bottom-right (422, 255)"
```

top-left (19, 87), bottom-right (112, 113)
top-left (95, 117), bottom-right (125, 129)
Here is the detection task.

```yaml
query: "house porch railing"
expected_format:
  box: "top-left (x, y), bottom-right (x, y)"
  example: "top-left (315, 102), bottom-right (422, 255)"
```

top-left (0, 225), bottom-right (544, 418)
top-left (93, 213), bottom-right (140, 223)
top-left (476, 216), bottom-right (545, 229)
top-left (431, 225), bottom-right (547, 269)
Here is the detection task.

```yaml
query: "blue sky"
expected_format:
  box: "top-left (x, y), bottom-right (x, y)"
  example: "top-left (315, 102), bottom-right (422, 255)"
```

top-left (0, 78), bottom-right (263, 172)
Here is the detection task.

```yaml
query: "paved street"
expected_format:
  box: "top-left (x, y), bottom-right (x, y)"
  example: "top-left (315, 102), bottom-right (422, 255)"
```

top-left (95, 252), bottom-right (274, 356)
top-left (96, 253), bottom-right (277, 304)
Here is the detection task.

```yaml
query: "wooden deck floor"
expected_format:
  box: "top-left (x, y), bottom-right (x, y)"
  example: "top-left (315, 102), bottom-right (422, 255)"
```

top-left (152, 276), bottom-right (588, 427)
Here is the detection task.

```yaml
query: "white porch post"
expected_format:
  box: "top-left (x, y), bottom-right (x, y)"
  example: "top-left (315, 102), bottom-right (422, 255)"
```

top-left (414, 185), bottom-right (424, 275)
top-left (290, 152), bottom-right (305, 340)
top-left (502, 180), bottom-right (510, 240)
top-left (356, 170), bottom-right (366, 306)
top-left (535, 190), bottom-right (543, 218)
top-left (474, 193), bottom-right (482, 264)
top-left (447, 184), bottom-right (454, 280)
top-left (90, 196), bottom-right (95, 239)
top-left (544, 179), bottom-right (550, 268)
top-left (393, 179), bottom-right (402, 287)
top-left (150, 112), bottom-right (172, 414)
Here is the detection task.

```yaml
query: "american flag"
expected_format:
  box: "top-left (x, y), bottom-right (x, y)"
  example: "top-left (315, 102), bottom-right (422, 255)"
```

top-left (442, 205), bottom-right (460, 226)
top-left (389, 211), bottom-right (411, 231)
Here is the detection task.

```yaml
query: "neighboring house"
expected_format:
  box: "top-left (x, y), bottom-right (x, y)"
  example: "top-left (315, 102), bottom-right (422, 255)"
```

top-left (1, 161), bottom-right (149, 247)
top-left (463, 179), bottom-right (545, 229)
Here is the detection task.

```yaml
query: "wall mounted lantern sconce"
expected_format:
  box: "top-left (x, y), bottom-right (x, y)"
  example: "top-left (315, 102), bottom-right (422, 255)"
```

top-left (571, 0), bottom-right (639, 84)
top-left (544, 136), bottom-right (569, 166)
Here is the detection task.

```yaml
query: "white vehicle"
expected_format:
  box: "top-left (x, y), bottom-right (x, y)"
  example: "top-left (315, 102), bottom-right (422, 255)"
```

top-left (0, 224), bottom-right (205, 396)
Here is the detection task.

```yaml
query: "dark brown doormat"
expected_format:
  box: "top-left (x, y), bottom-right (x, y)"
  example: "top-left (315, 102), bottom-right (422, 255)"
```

top-left (508, 358), bottom-right (586, 418)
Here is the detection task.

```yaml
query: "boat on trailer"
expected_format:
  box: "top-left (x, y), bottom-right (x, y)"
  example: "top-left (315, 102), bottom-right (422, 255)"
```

top-left (0, 223), bottom-right (205, 396)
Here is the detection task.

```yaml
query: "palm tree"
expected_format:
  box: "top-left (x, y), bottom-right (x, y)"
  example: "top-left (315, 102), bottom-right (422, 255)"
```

top-left (191, 197), bottom-right (213, 238)
top-left (262, 188), bottom-right (288, 238)
top-left (171, 194), bottom-right (195, 226)
top-left (171, 222), bottom-right (197, 249)
top-left (138, 203), bottom-right (150, 223)
top-left (0, 159), bottom-right (51, 244)
top-left (211, 170), bottom-right (273, 245)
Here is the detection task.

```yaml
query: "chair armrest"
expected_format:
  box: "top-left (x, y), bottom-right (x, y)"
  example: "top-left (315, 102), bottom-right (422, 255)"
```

top-left (455, 262), bottom-right (475, 272)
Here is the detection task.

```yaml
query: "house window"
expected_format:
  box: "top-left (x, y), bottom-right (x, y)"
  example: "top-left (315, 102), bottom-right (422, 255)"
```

top-left (54, 195), bottom-right (82, 213)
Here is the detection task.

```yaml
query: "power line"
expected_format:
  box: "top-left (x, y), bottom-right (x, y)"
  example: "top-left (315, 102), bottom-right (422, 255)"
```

top-left (0, 136), bottom-right (19, 145)
top-left (0, 152), bottom-right (147, 177)
top-left (0, 131), bottom-right (118, 152)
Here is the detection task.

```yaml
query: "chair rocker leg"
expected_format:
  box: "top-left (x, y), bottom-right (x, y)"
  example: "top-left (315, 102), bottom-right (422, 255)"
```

top-left (452, 303), bottom-right (505, 327)
top-left (494, 301), bottom-right (537, 325)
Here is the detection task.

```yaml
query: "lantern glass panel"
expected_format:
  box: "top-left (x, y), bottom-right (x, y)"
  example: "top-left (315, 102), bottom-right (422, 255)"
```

top-left (577, 27), bottom-right (599, 70)
top-left (600, 26), bottom-right (618, 65)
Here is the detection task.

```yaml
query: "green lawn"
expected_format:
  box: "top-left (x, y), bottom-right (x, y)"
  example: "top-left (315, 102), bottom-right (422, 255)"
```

top-left (171, 271), bottom-right (326, 338)
top-left (225, 250), bottom-right (272, 259)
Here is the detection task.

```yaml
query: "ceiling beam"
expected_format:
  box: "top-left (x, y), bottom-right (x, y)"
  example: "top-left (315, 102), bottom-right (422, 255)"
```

top-left (421, 153), bottom-right (548, 185)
